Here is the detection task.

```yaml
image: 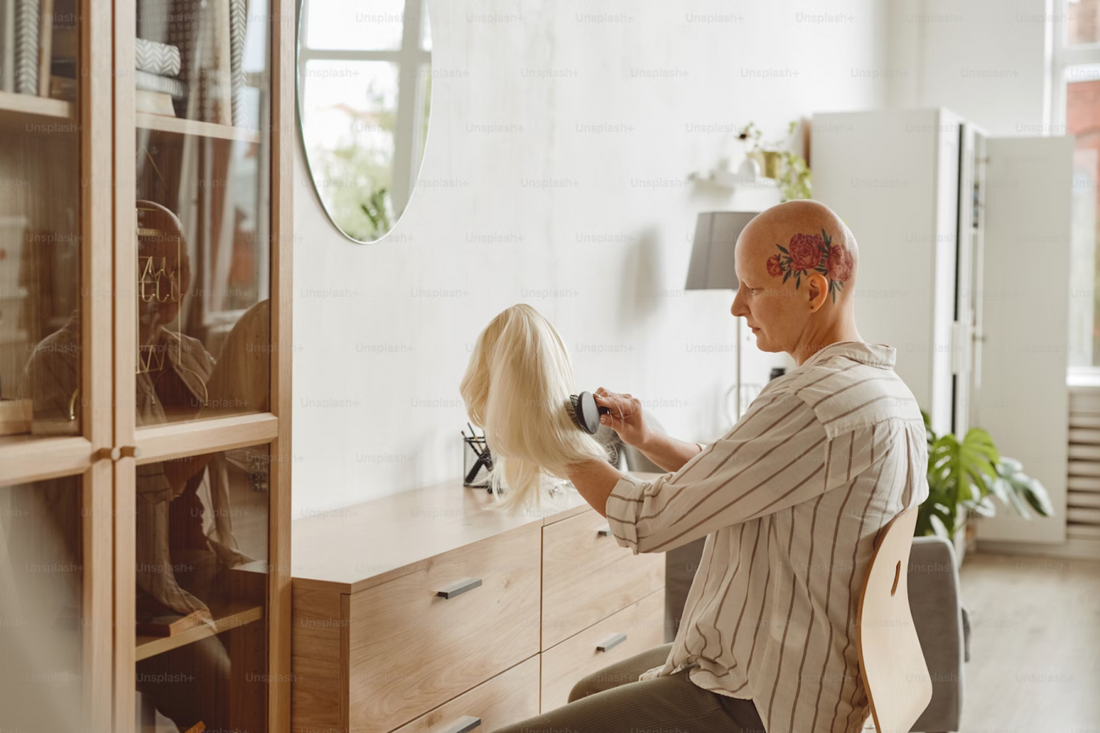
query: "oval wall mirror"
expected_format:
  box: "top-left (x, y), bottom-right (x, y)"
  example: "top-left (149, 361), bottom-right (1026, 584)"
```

top-left (297, 0), bottom-right (432, 243)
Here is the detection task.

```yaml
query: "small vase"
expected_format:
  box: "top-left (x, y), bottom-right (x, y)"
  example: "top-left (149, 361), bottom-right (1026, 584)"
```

top-left (750, 150), bottom-right (783, 180)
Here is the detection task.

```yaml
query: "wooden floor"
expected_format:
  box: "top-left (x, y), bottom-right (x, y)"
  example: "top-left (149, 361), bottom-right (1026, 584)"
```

top-left (958, 552), bottom-right (1100, 732)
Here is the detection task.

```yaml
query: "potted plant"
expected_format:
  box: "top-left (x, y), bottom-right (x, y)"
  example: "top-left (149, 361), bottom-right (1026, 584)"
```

top-left (918, 411), bottom-right (1054, 563)
top-left (737, 121), bottom-right (812, 202)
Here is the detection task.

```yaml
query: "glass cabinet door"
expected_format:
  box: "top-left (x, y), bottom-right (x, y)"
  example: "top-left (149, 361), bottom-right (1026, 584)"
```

top-left (115, 0), bottom-right (289, 731)
top-left (0, 0), bottom-right (113, 730)
top-left (129, 0), bottom-right (273, 427)
top-left (0, 0), bottom-right (84, 441)
top-left (0, 476), bottom-right (86, 728)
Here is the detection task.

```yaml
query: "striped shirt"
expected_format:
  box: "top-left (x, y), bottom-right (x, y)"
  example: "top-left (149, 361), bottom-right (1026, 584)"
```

top-left (605, 341), bottom-right (928, 733)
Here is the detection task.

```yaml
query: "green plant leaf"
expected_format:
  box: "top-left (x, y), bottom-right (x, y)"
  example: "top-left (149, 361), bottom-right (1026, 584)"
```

top-left (1022, 477), bottom-right (1054, 516)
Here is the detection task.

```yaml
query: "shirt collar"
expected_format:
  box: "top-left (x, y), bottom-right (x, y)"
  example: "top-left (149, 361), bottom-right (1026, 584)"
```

top-left (799, 341), bottom-right (896, 370)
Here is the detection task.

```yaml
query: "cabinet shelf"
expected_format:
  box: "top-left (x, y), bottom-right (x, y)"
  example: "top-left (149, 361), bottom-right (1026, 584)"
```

top-left (135, 600), bottom-right (264, 662)
top-left (0, 90), bottom-right (74, 127)
top-left (136, 113), bottom-right (261, 143)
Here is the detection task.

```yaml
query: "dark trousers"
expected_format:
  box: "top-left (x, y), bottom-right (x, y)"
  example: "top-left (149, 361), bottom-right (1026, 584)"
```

top-left (494, 643), bottom-right (766, 733)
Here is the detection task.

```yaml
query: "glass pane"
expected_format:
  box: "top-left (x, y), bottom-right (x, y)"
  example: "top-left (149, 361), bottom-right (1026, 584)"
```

top-left (133, 0), bottom-right (272, 426)
top-left (306, 0), bottom-right (408, 51)
top-left (1066, 76), bottom-right (1100, 367)
top-left (1069, 0), bottom-right (1100, 45)
top-left (134, 446), bottom-right (269, 731)
top-left (300, 60), bottom-right (400, 241)
top-left (1, 1), bottom-right (82, 442)
top-left (0, 476), bottom-right (83, 730)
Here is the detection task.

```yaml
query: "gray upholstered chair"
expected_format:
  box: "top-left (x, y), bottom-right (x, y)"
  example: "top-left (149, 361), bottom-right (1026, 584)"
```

top-left (619, 434), bottom-right (970, 733)
top-left (907, 536), bottom-right (969, 733)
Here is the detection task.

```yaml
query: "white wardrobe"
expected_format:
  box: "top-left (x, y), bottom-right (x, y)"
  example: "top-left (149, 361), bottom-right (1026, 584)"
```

top-left (812, 108), bottom-right (1075, 549)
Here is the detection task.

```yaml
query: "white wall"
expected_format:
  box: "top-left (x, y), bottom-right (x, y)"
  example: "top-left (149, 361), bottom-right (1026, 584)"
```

top-left (292, 0), bottom-right (889, 517)
top-left (886, 0), bottom-right (1052, 135)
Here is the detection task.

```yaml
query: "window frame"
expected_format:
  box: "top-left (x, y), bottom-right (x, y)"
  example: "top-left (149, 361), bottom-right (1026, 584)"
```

top-left (1053, 0), bottom-right (1100, 380)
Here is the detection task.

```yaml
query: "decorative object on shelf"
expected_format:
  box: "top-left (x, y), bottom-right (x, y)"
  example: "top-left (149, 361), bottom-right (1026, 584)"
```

top-left (135, 37), bottom-right (182, 77)
top-left (34, 0), bottom-right (51, 96)
top-left (13, 0), bottom-right (39, 95)
top-left (228, 0), bottom-right (246, 125)
top-left (135, 89), bottom-right (176, 117)
top-left (135, 69), bottom-right (186, 99)
top-left (132, 37), bottom-right (184, 116)
top-left (918, 410), bottom-right (1054, 540)
top-left (737, 120), bottom-right (812, 202)
top-left (0, 0), bottom-right (12, 91)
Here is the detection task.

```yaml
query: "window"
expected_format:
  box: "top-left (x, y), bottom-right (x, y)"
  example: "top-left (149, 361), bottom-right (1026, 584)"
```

top-left (1055, 0), bottom-right (1100, 372)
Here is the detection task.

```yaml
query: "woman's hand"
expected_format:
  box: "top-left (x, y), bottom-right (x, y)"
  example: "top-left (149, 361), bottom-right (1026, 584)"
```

top-left (593, 387), bottom-right (651, 449)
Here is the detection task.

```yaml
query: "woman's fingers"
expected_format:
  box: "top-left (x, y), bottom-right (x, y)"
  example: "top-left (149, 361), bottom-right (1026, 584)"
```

top-left (594, 388), bottom-right (633, 426)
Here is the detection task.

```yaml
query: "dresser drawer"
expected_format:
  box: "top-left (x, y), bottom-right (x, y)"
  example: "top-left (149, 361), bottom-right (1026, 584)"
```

top-left (348, 524), bottom-right (542, 733)
top-left (540, 589), bottom-right (666, 712)
top-left (392, 655), bottom-right (540, 733)
top-left (542, 509), bottom-right (664, 648)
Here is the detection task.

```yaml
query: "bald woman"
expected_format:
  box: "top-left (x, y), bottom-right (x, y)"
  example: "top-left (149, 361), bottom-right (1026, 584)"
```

top-left (499, 201), bottom-right (928, 733)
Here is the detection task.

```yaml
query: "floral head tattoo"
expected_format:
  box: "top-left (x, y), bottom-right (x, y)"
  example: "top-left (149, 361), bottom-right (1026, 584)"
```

top-left (765, 228), bottom-right (853, 303)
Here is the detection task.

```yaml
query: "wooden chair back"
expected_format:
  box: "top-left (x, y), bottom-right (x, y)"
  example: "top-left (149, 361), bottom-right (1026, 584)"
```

top-left (856, 506), bottom-right (933, 733)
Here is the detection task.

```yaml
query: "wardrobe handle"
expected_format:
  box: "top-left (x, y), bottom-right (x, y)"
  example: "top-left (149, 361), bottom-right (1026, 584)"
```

top-left (438, 715), bottom-right (481, 733)
top-left (100, 446), bottom-right (142, 461)
top-left (596, 632), bottom-right (627, 652)
top-left (97, 447), bottom-right (121, 462)
top-left (436, 577), bottom-right (482, 599)
top-left (597, 525), bottom-right (611, 537)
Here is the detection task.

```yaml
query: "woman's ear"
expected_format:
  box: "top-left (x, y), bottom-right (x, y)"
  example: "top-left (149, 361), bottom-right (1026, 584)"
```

top-left (806, 272), bottom-right (829, 312)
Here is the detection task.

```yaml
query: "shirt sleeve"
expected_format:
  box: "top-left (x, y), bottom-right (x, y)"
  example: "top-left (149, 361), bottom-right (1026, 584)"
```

top-left (604, 392), bottom-right (839, 555)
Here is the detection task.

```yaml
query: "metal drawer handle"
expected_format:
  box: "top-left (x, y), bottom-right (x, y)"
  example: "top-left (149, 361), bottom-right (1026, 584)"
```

top-left (597, 525), bottom-right (611, 537)
top-left (438, 715), bottom-right (481, 733)
top-left (596, 632), bottom-right (627, 652)
top-left (436, 577), bottom-right (483, 599)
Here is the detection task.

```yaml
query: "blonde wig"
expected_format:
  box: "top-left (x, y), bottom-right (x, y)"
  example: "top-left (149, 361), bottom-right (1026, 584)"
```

top-left (460, 304), bottom-right (609, 514)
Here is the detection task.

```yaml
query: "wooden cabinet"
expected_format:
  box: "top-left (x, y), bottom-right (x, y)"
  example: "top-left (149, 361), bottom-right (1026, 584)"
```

top-left (0, 0), bottom-right (294, 730)
top-left (392, 656), bottom-right (542, 733)
top-left (346, 526), bottom-right (542, 732)
top-left (542, 508), bottom-right (664, 649)
top-left (540, 590), bottom-right (666, 712)
top-left (291, 477), bottom-right (667, 733)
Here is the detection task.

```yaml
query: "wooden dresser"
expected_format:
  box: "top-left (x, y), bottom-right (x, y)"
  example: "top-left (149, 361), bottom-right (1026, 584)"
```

top-left (290, 475), bottom-right (666, 733)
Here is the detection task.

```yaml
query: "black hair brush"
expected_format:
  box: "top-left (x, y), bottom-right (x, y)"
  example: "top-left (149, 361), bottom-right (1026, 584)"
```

top-left (567, 391), bottom-right (611, 435)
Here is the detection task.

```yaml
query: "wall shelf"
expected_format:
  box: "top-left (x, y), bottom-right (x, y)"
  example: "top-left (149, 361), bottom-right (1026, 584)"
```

top-left (135, 601), bottom-right (265, 662)
top-left (688, 167), bottom-right (778, 190)
top-left (136, 113), bottom-right (261, 143)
